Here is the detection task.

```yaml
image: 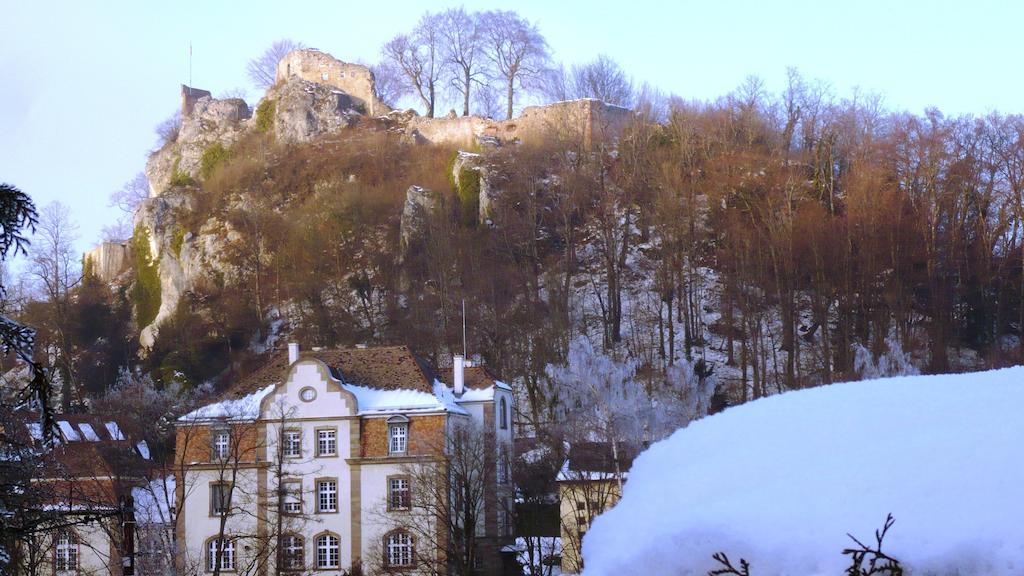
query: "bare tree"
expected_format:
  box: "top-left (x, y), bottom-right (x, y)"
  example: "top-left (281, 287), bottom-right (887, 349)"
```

top-left (539, 62), bottom-right (570, 103)
top-left (373, 420), bottom-right (494, 576)
top-left (383, 12), bottom-right (447, 118)
top-left (370, 60), bottom-right (408, 108)
top-left (480, 10), bottom-right (550, 119)
top-left (569, 55), bottom-right (633, 108)
top-left (29, 202), bottom-right (81, 411)
top-left (154, 111), bottom-right (181, 147)
top-left (109, 172), bottom-right (149, 215)
top-left (439, 7), bottom-right (485, 117)
top-left (247, 39), bottom-right (305, 90)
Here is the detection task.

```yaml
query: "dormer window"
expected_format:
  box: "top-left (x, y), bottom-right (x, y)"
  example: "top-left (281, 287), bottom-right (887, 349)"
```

top-left (388, 415), bottom-right (409, 455)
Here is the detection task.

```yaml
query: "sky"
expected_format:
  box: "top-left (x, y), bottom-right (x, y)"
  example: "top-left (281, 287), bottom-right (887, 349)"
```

top-left (1, 0), bottom-right (1022, 260)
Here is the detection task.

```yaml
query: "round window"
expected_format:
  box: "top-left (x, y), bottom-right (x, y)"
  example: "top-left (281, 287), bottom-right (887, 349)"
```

top-left (299, 387), bottom-right (316, 402)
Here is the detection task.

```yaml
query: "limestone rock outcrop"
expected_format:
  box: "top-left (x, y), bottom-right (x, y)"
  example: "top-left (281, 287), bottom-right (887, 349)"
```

top-left (400, 185), bottom-right (441, 253)
top-left (145, 88), bottom-right (251, 196)
top-left (264, 78), bottom-right (360, 144)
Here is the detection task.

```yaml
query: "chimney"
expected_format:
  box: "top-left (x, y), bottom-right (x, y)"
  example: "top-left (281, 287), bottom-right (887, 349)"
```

top-left (288, 342), bottom-right (300, 364)
top-left (453, 354), bottom-right (465, 396)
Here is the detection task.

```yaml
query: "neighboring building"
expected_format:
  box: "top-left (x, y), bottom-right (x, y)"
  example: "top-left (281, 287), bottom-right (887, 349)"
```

top-left (6, 412), bottom-right (150, 575)
top-left (557, 442), bottom-right (639, 574)
top-left (174, 344), bottom-right (515, 575)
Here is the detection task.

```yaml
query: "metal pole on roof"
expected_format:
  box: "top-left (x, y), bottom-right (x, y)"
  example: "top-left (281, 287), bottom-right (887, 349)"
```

top-left (462, 299), bottom-right (467, 359)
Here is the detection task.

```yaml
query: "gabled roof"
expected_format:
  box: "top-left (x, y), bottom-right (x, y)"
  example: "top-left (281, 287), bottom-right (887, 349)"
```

top-left (443, 365), bottom-right (503, 391)
top-left (230, 345), bottom-right (434, 398)
top-left (5, 410), bottom-right (149, 506)
top-left (187, 345), bottom-right (474, 420)
top-left (557, 441), bottom-right (641, 481)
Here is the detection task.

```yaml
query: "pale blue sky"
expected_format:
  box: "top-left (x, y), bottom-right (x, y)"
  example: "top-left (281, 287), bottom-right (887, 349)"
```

top-left (1, 0), bottom-right (1021, 257)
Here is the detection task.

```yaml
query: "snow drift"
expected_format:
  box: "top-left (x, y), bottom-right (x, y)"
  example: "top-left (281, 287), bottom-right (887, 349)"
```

top-left (582, 367), bottom-right (1024, 576)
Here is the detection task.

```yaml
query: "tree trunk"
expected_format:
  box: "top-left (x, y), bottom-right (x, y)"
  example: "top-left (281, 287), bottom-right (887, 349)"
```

top-left (463, 68), bottom-right (471, 116)
top-left (506, 77), bottom-right (515, 120)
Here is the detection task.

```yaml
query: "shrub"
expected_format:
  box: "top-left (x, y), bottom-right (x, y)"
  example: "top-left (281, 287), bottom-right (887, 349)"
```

top-left (254, 99), bottom-right (276, 134)
top-left (199, 142), bottom-right (231, 181)
top-left (131, 225), bottom-right (162, 329)
top-left (170, 225), bottom-right (187, 259)
top-left (456, 166), bottom-right (481, 227)
top-left (169, 156), bottom-right (195, 187)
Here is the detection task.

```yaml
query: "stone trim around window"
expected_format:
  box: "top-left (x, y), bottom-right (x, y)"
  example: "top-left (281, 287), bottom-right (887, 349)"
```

top-left (314, 476), bottom-right (339, 514)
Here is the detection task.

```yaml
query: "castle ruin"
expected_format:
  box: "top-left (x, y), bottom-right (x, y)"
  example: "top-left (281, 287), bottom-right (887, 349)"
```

top-left (276, 49), bottom-right (392, 117)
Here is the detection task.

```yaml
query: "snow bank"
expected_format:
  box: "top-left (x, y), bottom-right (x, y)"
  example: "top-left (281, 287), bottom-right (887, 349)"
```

top-left (582, 367), bottom-right (1024, 576)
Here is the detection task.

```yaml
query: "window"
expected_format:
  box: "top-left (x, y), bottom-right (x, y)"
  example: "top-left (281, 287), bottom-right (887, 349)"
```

top-left (279, 534), bottom-right (304, 571)
top-left (55, 530), bottom-right (77, 572)
top-left (282, 429), bottom-right (302, 458)
top-left (210, 483), bottom-right (231, 516)
top-left (211, 429), bottom-right (230, 460)
top-left (499, 397), bottom-right (508, 430)
top-left (316, 533), bottom-right (340, 569)
top-left (497, 448), bottom-right (510, 485)
top-left (499, 508), bottom-right (513, 537)
top-left (317, 479), bottom-right (337, 513)
top-left (388, 477), bottom-right (410, 510)
top-left (207, 538), bottom-right (235, 572)
top-left (389, 422), bottom-right (408, 454)
top-left (385, 531), bottom-right (414, 568)
top-left (281, 481), bottom-right (302, 514)
top-left (316, 429), bottom-right (337, 457)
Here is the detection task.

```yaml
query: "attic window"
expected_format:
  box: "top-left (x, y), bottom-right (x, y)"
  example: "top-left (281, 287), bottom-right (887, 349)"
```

top-left (79, 423), bottom-right (100, 442)
top-left (57, 421), bottom-right (81, 441)
top-left (321, 72), bottom-right (329, 81)
top-left (105, 422), bottom-right (125, 440)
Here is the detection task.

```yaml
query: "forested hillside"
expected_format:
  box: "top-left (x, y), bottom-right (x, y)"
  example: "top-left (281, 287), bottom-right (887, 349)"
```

top-left (10, 24), bottom-right (1024, 436)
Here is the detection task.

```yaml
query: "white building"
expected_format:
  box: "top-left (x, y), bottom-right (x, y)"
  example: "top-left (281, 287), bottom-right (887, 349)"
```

top-left (175, 344), bottom-right (515, 575)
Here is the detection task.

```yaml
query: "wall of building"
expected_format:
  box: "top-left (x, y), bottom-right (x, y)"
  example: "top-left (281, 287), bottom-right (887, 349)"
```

top-left (559, 479), bottom-right (622, 574)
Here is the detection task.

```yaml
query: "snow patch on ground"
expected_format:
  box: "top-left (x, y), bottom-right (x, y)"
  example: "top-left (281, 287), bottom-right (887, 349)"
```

top-left (582, 367), bottom-right (1024, 576)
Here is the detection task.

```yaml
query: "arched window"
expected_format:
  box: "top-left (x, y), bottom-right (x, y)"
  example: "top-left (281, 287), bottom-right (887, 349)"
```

top-left (315, 533), bottom-right (340, 569)
top-left (385, 530), bottom-right (415, 568)
top-left (499, 397), bottom-right (508, 430)
top-left (279, 534), bottom-right (304, 570)
top-left (207, 537), bottom-right (235, 572)
top-left (55, 530), bottom-right (78, 572)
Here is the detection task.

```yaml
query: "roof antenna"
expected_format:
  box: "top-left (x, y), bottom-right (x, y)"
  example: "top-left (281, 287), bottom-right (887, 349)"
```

top-left (462, 299), bottom-right (467, 360)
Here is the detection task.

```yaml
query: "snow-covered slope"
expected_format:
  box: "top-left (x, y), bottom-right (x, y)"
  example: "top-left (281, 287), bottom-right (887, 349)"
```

top-left (582, 367), bottom-right (1024, 576)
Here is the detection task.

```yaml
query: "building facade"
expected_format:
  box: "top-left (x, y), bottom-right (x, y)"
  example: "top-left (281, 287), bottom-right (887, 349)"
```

top-left (175, 345), bottom-right (514, 575)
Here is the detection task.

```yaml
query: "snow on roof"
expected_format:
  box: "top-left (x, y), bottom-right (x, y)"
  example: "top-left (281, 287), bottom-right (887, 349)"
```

top-left (57, 420), bottom-right (80, 441)
top-left (582, 367), bottom-right (1024, 576)
top-left (345, 382), bottom-right (467, 416)
top-left (136, 440), bottom-right (151, 460)
top-left (78, 423), bottom-right (100, 442)
top-left (133, 476), bottom-right (175, 523)
top-left (104, 421), bottom-right (125, 440)
top-left (179, 384), bottom-right (277, 422)
top-left (27, 422), bottom-right (43, 441)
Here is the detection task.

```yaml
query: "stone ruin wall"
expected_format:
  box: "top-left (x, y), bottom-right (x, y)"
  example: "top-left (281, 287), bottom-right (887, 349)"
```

top-left (83, 241), bottom-right (131, 284)
top-left (276, 49), bottom-right (391, 116)
top-left (408, 99), bottom-right (634, 150)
